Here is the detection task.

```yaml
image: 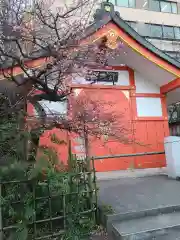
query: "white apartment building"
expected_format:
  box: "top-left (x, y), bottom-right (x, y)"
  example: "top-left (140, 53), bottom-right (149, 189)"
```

top-left (1, 0), bottom-right (180, 62)
top-left (109, 0), bottom-right (180, 62)
top-left (52, 0), bottom-right (180, 62)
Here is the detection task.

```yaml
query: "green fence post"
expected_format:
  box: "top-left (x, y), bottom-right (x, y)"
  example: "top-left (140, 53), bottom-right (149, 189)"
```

top-left (91, 157), bottom-right (98, 223)
top-left (0, 184), bottom-right (2, 240)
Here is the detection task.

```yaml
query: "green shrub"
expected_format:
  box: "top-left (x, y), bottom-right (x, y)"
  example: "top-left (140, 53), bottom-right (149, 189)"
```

top-left (0, 93), bottom-right (97, 239)
top-left (0, 147), bottom-right (97, 240)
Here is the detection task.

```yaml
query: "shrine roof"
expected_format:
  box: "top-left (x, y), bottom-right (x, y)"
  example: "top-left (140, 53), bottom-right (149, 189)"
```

top-left (0, 1), bottom-right (179, 71)
top-left (83, 1), bottom-right (180, 69)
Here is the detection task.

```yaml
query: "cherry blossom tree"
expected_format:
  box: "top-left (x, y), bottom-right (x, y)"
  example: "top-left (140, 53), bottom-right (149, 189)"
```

top-left (0, 0), bottom-right (133, 162)
top-left (0, 0), bottom-right (107, 108)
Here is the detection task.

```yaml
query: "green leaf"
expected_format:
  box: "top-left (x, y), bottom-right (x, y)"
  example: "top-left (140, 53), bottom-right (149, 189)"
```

top-left (14, 225), bottom-right (28, 240)
top-left (24, 206), bottom-right (34, 221)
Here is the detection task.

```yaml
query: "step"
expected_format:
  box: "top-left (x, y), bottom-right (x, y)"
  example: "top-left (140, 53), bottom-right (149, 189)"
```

top-left (112, 211), bottom-right (180, 240)
top-left (101, 204), bottom-right (180, 231)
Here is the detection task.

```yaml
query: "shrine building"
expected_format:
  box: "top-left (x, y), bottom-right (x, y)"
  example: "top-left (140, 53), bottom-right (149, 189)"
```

top-left (1, 2), bottom-right (180, 172)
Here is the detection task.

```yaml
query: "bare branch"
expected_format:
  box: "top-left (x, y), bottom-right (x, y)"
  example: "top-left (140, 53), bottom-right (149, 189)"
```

top-left (0, 0), bottom-right (138, 163)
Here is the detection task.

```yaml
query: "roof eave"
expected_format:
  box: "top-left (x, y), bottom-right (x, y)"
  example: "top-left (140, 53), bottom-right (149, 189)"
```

top-left (112, 13), bottom-right (180, 69)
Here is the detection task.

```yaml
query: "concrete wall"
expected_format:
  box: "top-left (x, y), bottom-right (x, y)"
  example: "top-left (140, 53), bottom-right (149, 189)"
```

top-left (115, 6), bottom-right (180, 27)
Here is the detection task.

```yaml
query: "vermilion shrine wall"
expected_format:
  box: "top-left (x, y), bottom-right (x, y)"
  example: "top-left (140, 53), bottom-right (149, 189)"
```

top-left (28, 65), bottom-right (169, 172)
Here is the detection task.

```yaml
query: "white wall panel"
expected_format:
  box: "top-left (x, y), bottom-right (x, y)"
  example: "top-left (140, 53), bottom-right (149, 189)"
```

top-left (135, 72), bottom-right (160, 93)
top-left (136, 97), bottom-right (163, 117)
top-left (72, 70), bottom-right (129, 86)
top-left (34, 100), bottom-right (67, 116)
top-left (117, 71), bottom-right (129, 86)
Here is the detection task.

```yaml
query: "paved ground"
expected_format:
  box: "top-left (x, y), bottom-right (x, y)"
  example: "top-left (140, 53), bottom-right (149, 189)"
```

top-left (98, 175), bottom-right (180, 214)
top-left (90, 236), bottom-right (112, 240)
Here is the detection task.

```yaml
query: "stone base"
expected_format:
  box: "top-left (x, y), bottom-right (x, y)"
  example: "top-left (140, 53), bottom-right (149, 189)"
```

top-left (96, 167), bottom-right (167, 181)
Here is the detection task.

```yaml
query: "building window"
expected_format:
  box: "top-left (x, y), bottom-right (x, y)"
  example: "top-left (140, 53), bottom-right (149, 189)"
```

top-left (142, 0), bottom-right (149, 9)
top-left (116, 0), bottom-right (135, 8)
top-left (160, 1), bottom-right (172, 13)
top-left (149, 0), bottom-right (178, 13)
top-left (171, 2), bottom-right (178, 13)
top-left (165, 52), bottom-right (180, 62)
top-left (174, 27), bottom-right (180, 39)
top-left (149, 0), bottom-right (160, 12)
top-left (129, 0), bottom-right (135, 7)
top-left (127, 22), bottom-right (138, 31)
top-left (163, 25), bottom-right (174, 38)
top-left (109, 0), bottom-right (116, 5)
top-left (149, 24), bottom-right (163, 38)
top-left (127, 21), bottom-right (180, 40)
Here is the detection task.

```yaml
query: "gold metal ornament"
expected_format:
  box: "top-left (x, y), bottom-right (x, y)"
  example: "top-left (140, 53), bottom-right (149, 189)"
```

top-left (106, 31), bottom-right (119, 49)
top-left (104, 5), bottom-right (111, 12)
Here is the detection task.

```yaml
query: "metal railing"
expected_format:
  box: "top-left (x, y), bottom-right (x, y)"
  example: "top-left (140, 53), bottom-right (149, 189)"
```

top-left (92, 151), bottom-right (165, 160)
top-left (0, 150), bottom-right (165, 239)
top-left (0, 156), bottom-right (97, 240)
